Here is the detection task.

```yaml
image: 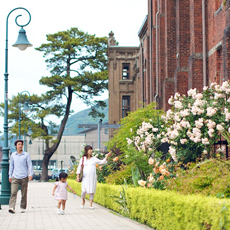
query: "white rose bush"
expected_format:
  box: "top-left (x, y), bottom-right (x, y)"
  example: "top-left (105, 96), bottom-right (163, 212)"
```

top-left (128, 81), bottom-right (230, 189)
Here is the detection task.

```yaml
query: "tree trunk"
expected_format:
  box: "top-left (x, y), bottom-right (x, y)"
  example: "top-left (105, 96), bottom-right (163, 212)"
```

top-left (40, 152), bottom-right (51, 181)
top-left (40, 85), bottom-right (73, 181)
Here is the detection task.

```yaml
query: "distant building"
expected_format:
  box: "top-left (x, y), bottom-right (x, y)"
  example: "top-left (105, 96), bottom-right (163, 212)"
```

top-left (79, 126), bottom-right (109, 151)
top-left (25, 134), bottom-right (85, 170)
top-left (108, 0), bottom-right (230, 125)
top-left (107, 31), bottom-right (140, 138)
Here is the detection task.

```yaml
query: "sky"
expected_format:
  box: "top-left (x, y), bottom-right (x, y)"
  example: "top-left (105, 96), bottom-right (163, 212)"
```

top-left (0, 0), bottom-right (147, 132)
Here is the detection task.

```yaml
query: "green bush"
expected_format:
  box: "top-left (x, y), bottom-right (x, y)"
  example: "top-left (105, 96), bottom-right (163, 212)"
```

top-left (105, 164), bottom-right (133, 185)
top-left (67, 179), bottom-right (230, 230)
top-left (166, 159), bottom-right (230, 198)
top-left (106, 102), bottom-right (164, 154)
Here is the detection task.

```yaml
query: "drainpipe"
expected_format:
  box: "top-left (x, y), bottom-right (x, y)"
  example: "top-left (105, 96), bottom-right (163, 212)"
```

top-left (149, 0), bottom-right (153, 102)
top-left (154, 0), bottom-right (160, 109)
top-left (202, 0), bottom-right (207, 87)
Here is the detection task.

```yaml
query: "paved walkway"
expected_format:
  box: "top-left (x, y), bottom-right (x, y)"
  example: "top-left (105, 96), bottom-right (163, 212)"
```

top-left (0, 181), bottom-right (153, 230)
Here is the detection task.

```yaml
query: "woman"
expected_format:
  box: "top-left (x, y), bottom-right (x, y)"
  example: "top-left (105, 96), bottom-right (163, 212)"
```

top-left (76, 145), bottom-right (111, 209)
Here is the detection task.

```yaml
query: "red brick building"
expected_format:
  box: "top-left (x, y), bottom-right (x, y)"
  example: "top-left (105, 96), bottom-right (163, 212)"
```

top-left (108, 0), bottom-right (230, 128)
top-left (139, 0), bottom-right (230, 111)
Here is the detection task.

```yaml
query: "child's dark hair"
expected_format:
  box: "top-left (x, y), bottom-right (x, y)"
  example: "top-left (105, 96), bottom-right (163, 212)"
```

top-left (56, 172), bottom-right (68, 181)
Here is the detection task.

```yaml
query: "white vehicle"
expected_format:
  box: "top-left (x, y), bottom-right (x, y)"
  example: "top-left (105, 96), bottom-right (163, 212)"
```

top-left (51, 168), bottom-right (68, 180)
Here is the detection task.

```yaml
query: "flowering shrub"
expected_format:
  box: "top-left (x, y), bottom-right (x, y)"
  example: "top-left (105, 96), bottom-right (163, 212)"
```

top-left (128, 81), bottom-right (230, 165)
top-left (137, 154), bottom-right (177, 190)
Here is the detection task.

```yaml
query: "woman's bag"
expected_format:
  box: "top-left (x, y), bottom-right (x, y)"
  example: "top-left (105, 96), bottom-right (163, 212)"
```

top-left (79, 157), bottom-right (84, 182)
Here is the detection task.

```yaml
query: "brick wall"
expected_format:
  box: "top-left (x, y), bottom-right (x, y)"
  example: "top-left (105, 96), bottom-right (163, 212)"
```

top-left (138, 0), bottom-right (230, 111)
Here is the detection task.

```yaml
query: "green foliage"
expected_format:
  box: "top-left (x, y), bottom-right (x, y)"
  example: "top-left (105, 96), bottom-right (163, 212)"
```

top-left (96, 164), bottom-right (111, 183)
top-left (123, 147), bottom-right (153, 179)
top-left (105, 164), bottom-right (133, 185)
top-left (166, 159), bottom-right (230, 198)
top-left (68, 179), bottom-right (230, 230)
top-left (106, 102), bottom-right (164, 153)
top-left (111, 183), bottom-right (129, 217)
top-left (131, 165), bottom-right (140, 187)
top-left (67, 164), bottom-right (78, 180)
top-left (36, 27), bottom-right (108, 118)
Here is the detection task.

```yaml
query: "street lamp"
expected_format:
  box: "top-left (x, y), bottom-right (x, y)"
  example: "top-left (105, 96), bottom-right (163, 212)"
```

top-left (24, 121), bottom-right (33, 152)
top-left (19, 91), bottom-right (31, 139)
top-left (0, 7), bottom-right (32, 205)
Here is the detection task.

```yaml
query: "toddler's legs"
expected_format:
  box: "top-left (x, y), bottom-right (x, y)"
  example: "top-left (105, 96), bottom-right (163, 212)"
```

top-left (61, 200), bottom-right (66, 210)
top-left (57, 200), bottom-right (62, 214)
top-left (57, 200), bottom-right (62, 209)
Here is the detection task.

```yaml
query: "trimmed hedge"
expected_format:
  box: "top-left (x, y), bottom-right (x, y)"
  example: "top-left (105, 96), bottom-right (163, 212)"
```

top-left (67, 179), bottom-right (230, 230)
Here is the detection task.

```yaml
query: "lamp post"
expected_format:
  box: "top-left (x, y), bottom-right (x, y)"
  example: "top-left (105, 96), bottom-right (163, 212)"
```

top-left (0, 7), bottom-right (32, 205)
top-left (24, 121), bottom-right (33, 152)
top-left (19, 91), bottom-right (31, 139)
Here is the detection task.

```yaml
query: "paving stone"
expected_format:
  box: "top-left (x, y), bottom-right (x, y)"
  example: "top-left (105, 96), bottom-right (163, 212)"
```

top-left (0, 181), bottom-right (153, 230)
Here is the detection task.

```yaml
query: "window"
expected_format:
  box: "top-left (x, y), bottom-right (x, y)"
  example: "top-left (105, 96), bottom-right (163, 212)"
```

top-left (122, 63), bottom-right (130, 80)
top-left (104, 129), bottom-right (109, 134)
top-left (122, 96), bottom-right (130, 117)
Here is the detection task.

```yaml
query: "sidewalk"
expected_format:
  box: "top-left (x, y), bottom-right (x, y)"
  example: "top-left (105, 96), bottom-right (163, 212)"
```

top-left (0, 181), bottom-right (154, 230)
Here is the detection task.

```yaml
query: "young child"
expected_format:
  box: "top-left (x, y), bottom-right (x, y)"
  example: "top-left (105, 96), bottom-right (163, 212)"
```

top-left (52, 172), bottom-right (76, 215)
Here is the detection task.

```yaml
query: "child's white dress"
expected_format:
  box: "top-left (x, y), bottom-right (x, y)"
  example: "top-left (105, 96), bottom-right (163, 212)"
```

top-left (77, 156), bottom-right (107, 194)
top-left (55, 181), bottom-right (68, 200)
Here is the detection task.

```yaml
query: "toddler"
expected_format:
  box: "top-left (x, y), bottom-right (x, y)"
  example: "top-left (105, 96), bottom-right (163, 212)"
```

top-left (52, 172), bottom-right (75, 215)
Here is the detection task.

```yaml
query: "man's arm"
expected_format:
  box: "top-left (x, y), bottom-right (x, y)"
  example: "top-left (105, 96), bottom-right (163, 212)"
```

top-left (27, 154), bottom-right (33, 181)
top-left (9, 154), bottom-right (14, 183)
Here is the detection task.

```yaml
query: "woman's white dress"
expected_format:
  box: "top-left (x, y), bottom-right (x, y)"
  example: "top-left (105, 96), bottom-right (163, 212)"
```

top-left (77, 156), bottom-right (107, 194)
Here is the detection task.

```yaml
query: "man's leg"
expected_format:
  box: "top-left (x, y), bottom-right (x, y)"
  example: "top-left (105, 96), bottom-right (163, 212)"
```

top-left (20, 177), bottom-right (28, 209)
top-left (9, 177), bottom-right (20, 211)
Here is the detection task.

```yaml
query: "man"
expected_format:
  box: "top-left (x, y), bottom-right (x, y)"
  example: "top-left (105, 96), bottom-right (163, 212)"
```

top-left (8, 139), bottom-right (33, 213)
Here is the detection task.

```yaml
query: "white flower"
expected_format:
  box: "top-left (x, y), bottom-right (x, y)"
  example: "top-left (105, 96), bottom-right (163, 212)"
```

top-left (174, 92), bottom-right (181, 100)
top-left (181, 120), bottom-right (190, 128)
top-left (225, 113), bottom-right (230, 122)
top-left (126, 138), bottom-right (133, 145)
top-left (148, 158), bottom-right (155, 165)
top-left (174, 100), bottom-right (183, 109)
top-left (180, 139), bottom-right (188, 144)
top-left (207, 107), bottom-right (217, 117)
top-left (195, 119), bottom-right (204, 128)
top-left (168, 96), bottom-right (174, 105)
top-left (207, 120), bottom-right (216, 129)
top-left (202, 138), bottom-right (210, 145)
top-left (214, 93), bottom-right (225, 99)
top-left (168, 146), bottom-right (178, 162)
top-left (168, 129), bottom-right (179, 140)
top-left (187, 88), bottom-right (197, 98)
top-left (203, 150), bottom-right (208, 155)
top-left (161, 137), bottom-right (169, 143)
top-left (180, 109), bottom-right (190, 117)
top-left (216, 124), bottom-right (225, 133)
top-left (195, 93), bottom-right (203, 99)
top-left (138, 180), bottom-right (146, 187)
top-left (208, 129), bottom-right (214, 137)
top-left (193, 137), bottom-right (201, 143)
top-left (194, 99), bottom-right (205, 107)
top-left (152, 128), bottom-right (159, 132)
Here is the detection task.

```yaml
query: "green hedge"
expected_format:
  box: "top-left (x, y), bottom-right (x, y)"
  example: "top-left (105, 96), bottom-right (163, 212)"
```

top-left (67, 179), bottom-right (230, 230)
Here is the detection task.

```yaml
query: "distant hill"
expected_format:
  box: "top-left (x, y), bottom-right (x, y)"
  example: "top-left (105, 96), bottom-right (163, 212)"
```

top-left (63, 99), bottom-right (108, 135)
top-left (0, 100), bottom-right (108, 143)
